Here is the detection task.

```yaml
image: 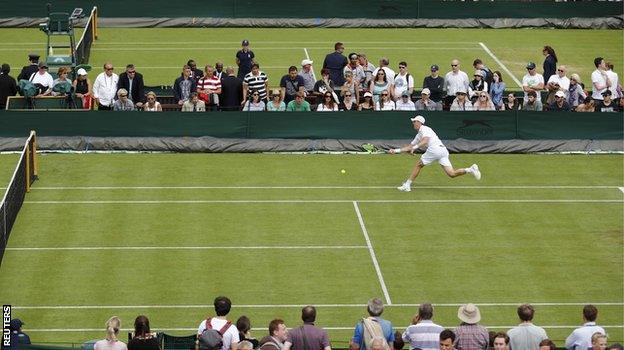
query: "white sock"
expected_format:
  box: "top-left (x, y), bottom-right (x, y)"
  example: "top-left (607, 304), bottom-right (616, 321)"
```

top-left (463, 167), bottom-right (473, 173)
top-left (405, 180), bottom-right (412, 186)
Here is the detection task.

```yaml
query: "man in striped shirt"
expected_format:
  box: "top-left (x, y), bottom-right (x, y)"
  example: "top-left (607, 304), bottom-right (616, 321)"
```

top-left (197, 64), bottom-right (222, 111)
top-left (243, 63), bottom-right (269, 104)
top-left (402, 303), bottom-right (444, 350)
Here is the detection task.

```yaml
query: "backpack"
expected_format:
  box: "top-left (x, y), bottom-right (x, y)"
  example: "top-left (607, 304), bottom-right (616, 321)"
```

top-left (198, 318), bottom-right (232, 350)
top-left (18, 79), bottom-right (38, 109)
top-left (361, 317), bottom-right (390, 350)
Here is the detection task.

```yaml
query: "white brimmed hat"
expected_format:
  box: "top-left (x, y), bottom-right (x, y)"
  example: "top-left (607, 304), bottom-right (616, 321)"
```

top-left (410, 115), bottom-right (425, 124)
top-left (77, 68), bottom-right (88, 76)
top-left (421, 88), bottom-right (431, 95)
top-left (364, 91), bottom-right (373, 98)
top-left (301, 59), bottom-right (313, 66)
top-left (458, 303), bottom-right (481, 324)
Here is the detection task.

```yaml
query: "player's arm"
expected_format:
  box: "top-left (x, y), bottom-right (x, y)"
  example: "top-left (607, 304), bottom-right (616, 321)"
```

top-left (389, 137), bottom-right (428, 154)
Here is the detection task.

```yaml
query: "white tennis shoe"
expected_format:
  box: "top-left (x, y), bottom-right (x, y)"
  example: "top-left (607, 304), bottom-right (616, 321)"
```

top-left (397, 183), bottom-right (411, 192)
top-left (471, 164), bottom-right (481, 180)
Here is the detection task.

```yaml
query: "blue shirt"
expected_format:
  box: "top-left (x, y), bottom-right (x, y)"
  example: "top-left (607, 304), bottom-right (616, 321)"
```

top-left (490, 82), bottom-right (505, 106)
top-left (236, 49), bottom-right (255, 79)
top-left (352, 317), bottom-right (394, 350)
top-left (565, 322), bottom-right (605, 350)
top-left (323, 52), bottom-right (347, 87)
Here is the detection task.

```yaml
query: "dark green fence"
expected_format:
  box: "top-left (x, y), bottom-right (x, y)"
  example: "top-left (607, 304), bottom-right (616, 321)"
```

top-left (0, 111), bottom-right (621, 140)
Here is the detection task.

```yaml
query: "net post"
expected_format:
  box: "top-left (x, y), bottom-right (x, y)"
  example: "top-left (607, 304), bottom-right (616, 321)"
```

top-left (30, 130), bottom-right (39, 179)
top-left (93, 7), bottom-right (98, 40)
top-left (25, 143), bottom-right (31, 193)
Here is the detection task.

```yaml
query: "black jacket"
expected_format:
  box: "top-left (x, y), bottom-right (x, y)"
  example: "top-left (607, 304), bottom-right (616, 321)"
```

top-left (173, 75), bottom-right (197, 103)
top-left (0, 73), bottom-right (18, 109)
top-left (220, 74), bottom-right (243, 110)
top-left (17, 64), bottom-right (38, 82)
top-left (117, 72), bottom-right (145, 103)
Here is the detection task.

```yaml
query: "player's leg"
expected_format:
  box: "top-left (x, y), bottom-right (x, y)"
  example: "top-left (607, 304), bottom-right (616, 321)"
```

top-left (439, 153), bottom-right (481, 180)
top-left (397, 157), bottom-right (429, 192)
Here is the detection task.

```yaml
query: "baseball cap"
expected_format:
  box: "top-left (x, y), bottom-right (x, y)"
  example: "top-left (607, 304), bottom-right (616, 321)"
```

top-left (77, 68), bottom-right (88, 76)
top-left (601, 89), bottom-right (612, 96)
top-left (555, 90), bottom-right (565, 98)
top-left (301, 59), bottom-right (313, 66)
top-left (526, 62), bottom-right (536, 69)
top-left (421, 88), bottom-right (431, 95)
top-left (10, 319), bottom-right (24, 331)
top-left (410, 115), bottom-right (425, 124)
top-left (456, 89), bottom-right (467, 95)
top-left (364, 91), bottom-right (373, 98)
top-left (430, 64), bottom-right (439, 71)
top-left (28, 53), bottom-right (40, 60)
top-left (38, 61), bottom-right (47, 69)
top-left (241, 39), bottom-right (250, 46)
top-left (474, 70), bottom-right (485, 78)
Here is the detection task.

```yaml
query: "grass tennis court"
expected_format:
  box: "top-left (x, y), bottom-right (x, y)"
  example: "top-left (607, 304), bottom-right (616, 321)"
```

top-left (0, 28), bottom-right (622, 89)
top-left (0, 153), bottom-right (622, 345)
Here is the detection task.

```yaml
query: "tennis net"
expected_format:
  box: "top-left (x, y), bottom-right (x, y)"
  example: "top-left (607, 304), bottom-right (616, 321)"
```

top-left (75, 6), bottom-right (98, 65)
top-left (0, 131), bottom-right (38, 266)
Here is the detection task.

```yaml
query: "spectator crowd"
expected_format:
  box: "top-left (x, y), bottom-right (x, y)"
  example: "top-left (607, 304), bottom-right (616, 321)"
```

top-left (0, 42), bottom-right (621, 113)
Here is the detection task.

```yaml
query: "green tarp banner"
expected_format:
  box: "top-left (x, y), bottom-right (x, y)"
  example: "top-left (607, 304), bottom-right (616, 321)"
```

top-left (0, 111), bottom-right (621, 140)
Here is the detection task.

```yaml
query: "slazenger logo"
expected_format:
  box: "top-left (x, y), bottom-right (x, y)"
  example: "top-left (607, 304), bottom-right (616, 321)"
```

top-left (456, 119), bottom-right (494, 137)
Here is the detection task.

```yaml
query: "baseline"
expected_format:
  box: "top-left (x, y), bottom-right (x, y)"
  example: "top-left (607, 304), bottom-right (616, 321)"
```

top-left (23, 199), bottom-right (623, 204)
top-left (27, 185), bottom-right (622, 190)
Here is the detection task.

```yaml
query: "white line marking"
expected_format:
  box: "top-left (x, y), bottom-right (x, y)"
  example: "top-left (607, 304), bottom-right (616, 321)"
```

top-left (303, 47), bottom-right (317, 82)
top-left (23, 200), bottom-right (623, 204)
top-left (619, 187), bottom-right (624, 194)
top-left (6, 245), bottom-right (367, 251)
top-left (478, 42), bottom-right (522, 88)
top-left (353, 201), bottom-right (392, 305)
top-left (12, 302), bottom-right (623, 310)
top-left (1, 41), bottom-right (473, 45)
top-left (0, 46), bottom-right (478, 52)
top-left (29, 185), bottom-right (622, 190)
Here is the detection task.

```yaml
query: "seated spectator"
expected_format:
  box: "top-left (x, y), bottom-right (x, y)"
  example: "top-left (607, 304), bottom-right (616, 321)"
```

top-left (128, 315), bottom-right (159, 350)
top-left (94, 316), bottom-right (128, 350)
top-left (549, 91), bottom-right (570, 111)
top-left (30, 61), bottom-right (54, 96)
top-left (267, 89), bottom-right (286, 111)
top-left (370, 69), bottom-right (392, 104)
top-left (414, 88), bottom-right (439, 111)
top-left (237, 316), bottom-right (259, 349)
top-left (567, 74), bottom-right (586, 109)
top-left (473, 92), bottom-right (496, 111)
top-left (505, 93), bottom-right (519, 111)
top-left (299, 59), bottom-right (315, 94)
top-left (359, 92), bottom-right (374, 111)
top-left (595, 90), bottom-right (620, 112)
top-left (439, 330), bottom-right (456, 350)
top-left (280, 65), bottom-right (305, 105)
top-left (243, 90), bottom-right (265, 111)
top-left (197, 64), bottom-right (222, 111)
top-left (490, 71), bottom-right (505, 110)
top-left (469, 70), bottom-right (488, 101)
top-left (341, 71), bottom-right (360, 102)
top-left (539, 340), bottom-right (556, 350)
top-left (522, 91), bottom-right (543, 111)
top-left (117, 64), bottom-right (145, 109)
top-left (52, 66), bottom-right (72, 96)
top-left (173, 65), bottom-right (197, 106)
top-left (286, 91), bottom-right (310, 111)
top-left (493, 333), bottom-right (510, 350)
top-left (546, 65), bottom-right (570, 101)
top-left (397, 90), bottom-right (417, 111)
top-left (143, 91), bottom-right (162, 112)
top-left (589, 334), bottom-right (607, 350)
top-left (72, 68), bottom-right (92, 109)
top-left (317, 92), bottom-right (339, 111)
top-left (359, 53), bottom-right (376, 91)
top-left (9, 319), bottom-right (31, 349)
top-left (182, 92), bottom-right (206, 112)
top-left (575, 96), bottom-right (595, 112)
top-left (314, 68), bottom-right (336, 99)
top-left (340, 91), bottom-right (358, 111)
top-left (113, 89), bottom-right (136, 111)
top-left (450, 90), bottom-right (473, 111)
top-left (259, 319), bottom-right (288, 350)
top-left (375, 90), bottom-right (395, 110)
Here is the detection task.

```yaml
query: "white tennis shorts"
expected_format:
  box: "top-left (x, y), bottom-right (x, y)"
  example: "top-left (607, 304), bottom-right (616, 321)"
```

top-left (421, 145), bottom-right (452, 167)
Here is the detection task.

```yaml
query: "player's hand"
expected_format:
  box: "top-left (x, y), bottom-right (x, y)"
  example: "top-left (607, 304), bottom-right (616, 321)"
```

top-left (388, 149), bottom-right (396, 154)
top-left (409, 148), bottom-right (415, 154)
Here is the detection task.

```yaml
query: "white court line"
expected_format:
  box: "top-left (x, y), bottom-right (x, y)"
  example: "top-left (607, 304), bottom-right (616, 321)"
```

top-left (0, 47), bottom-right (481, 52)
top-left (303, 47), bottom-right (317, 82)
top-left (353, 201), bottom-right (392, 305)
top-left (2, 41), bottom-right (473, 45)
top-left (478, 42), bottom-right (522, 88)
top-left (28, 185), bottom-right (622, 190)
top-left (23, 200), bottom-right (623, 204)
top-left (6, 245), bottom-right (367, 251)
top-left (12, 302), bottom-right (624, 310)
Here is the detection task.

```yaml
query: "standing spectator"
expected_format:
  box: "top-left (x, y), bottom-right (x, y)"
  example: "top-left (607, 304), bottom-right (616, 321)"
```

top-left (113, 89), bottom-right (135, 111)
top-left (444, 59), bottom-right (470, 108)
top-left (504, 93), bottom-right (519, 111)
top-left (214, 61), bottom-right (225, 80)
top-left (393, 61), bottom-right (414, 100)
top-left (94, 316), bottom-right (128, 350)
top-left (370, 70), bottom-right (391, 104)
top-left (280, 66), bottom-right (306, 105)
top-left (605, 62), bottom-right (621, 101)
top-left (323, 42), bottom-right (347, 88)
top-left (17, 53), bottom-right (39, 81)
top-left (286, 91), bottom-right (310, 111)
top-left (243, 63), bottom-right (269, 103)
top-left (472, 59), bottom-right (493, 87)
top-left (283, 306), bottom-right (331, 350)
top-left (236, 316), bottom-right (259, 349)
top-left (414, 89), bottom-right (440, 111)
top-left (359, 92), bottom-right (375, 111)
top-left (299, 59), bottom-right (316, 94)
top-left (220, 66), bottom-right (243, 111)
top-left (454, 304), bottom-right (489, 350)
top-left (317, 92), bottom-right (339, 111)
top-left (450, 90), bottom-right (473, 111)
top-left (423, 64), bottom-right (444, 104)
top-left (182, 92), bottom-right (206, 112)
top-left (549, 91), bottom-right (570, 111)
top-left (522, 62), bottom-right (545, 103)
top-left (30, 62), bottom-right (54, 96)
top-left (567, 74), bottom-right (586, 109)
top-left (493, 333), bottom-right (509, 350)
top-left (93, 62), bottom-right (119, 110)
top-left (375, 90), bottom-right (395, 111)
top-left (372, 58), bottom-right (396, 85)
top-left (314, 69), bottom-right (336, 100)
top-left (546, 65), bottom-right (570, 98)
top-left (507, 304), bottom-right (548, 350)
top-left (259, 319), bottom-right (289, 350)
top-left (490, 71), bottom-right (505, 110)
top-left (402, 303), bottom-right (444, 350)
top-left (542, 46), bottom-right (558, 83)
top-left (439, 330), bottom-right (456, 350)
top-left (589, 334), bottom-right (607, 350)
top-left (473, 92), bottom-right (495, 111)
top-left (9, 319), bottom-right (31, 350)
top-left (143, 91), bottom-right (162, 112)
top-left (236, 40), bottom-right (255, 80)
top-left (351, 298), bottom-right (395, 350)
top-left (187, 59), bottom-right (204, 81)
top-left (358, 53), bottom-right (376, 91)
top-left (128, 315), bottom-right (159, 350)
top-left (341, 71), bottom-right (360, 102)
top-left (591, 57), bottom-right (612, 102)
top-left (117, 64), bottom-right (145, 109)
top-left (72, 68), bottom-right (92, 109)
top-left (397, 90), bottom-right (417, 111)
top-left (340, 91), bottom-right (358, 111)
top-left (565, 305), bottom-right (606, 350)
top-left (243, 90), bottom-right (265, 111)
top-left (173, 65), bottom-right (196, 106)
top-left (522, 91), bottom-right (543, 111)
top-left (267, 89), bottom-right (286, 111)
top-left (197, 296), bottom-right (240, 350)
top-left (0, 63), bottom-right (18, 110)
top-left (197, 64), bottom-right (222, 111)
top-left (595, 90), bottom-right (620, 112)
top-left (469, 70), bottom-right (488, 101)
top-left (343, 53), bottom-right (366, 92)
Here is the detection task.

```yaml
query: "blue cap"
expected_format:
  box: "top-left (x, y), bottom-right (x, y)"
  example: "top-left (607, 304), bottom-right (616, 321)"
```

top-left (526, 62), bottom-right (536, 69)
top-left (10, 319), bottom-right (24, 331)
top-left (241, 39), bottom-right (249, 46)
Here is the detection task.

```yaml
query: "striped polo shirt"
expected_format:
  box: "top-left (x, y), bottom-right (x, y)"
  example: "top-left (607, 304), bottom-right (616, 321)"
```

top-left (244, 71), bottom-right (268, 100)
top-left (402, 320), bottom-right (445, 350)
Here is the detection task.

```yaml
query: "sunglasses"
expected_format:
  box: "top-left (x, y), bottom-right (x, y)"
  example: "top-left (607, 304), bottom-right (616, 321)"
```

top-left (557, 69), bottom-right (564, 72)
top-left (120, 94), bottom-right (127, 97)
top-left (345, 94), bottom-right (352, 97)
top-left (480, 95), bottom-right (487, 98)
top-left (147, 97), bottom-right (155, 101)
top-left (399, 66), bottom-right (406, 69)
top-left (128, 71), bottom-right (136, 74)
top-left (451, 64), bottom-right (458, 67)
top-left (105, 67), bottom-right (114, 71)
top-left (325, 95), bottom-right (332, 98)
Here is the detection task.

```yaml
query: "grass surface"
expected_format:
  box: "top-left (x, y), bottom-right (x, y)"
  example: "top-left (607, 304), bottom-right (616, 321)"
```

top-left (0, 28), bottom-right (622, 89)
top-left (0, 153), bottom-right (622, 346)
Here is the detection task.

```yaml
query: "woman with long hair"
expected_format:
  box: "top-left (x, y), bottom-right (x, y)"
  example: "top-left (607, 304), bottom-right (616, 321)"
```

top-left (369, 69), bottom-right (391, 104)
top-left (128, 315), bottom-right (159, 350)
top-left (359, 92), bottom-right (375, 111)
top-left (374, 89), bottom-right (395, 111)
top-left (473, 92), bottom-right (496, 111)
top-left (542, 45), bottom-right (558, 82)
top-left (489, 71), bottom-right (505, 110)
top-left (236, 316), bottom-right (259, 349)
top-left (94, 316), bottom-right (128, 350)
top-left (504, 93), bottom-right (519, 111)
top-left (243, 89), bottom-right (265, 111)
top-left (317, 92), bottom-right (339, 111)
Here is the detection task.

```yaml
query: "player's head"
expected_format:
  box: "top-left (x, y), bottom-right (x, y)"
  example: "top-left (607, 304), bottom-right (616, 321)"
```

top-left (410, 115), bottom-right (426, 131)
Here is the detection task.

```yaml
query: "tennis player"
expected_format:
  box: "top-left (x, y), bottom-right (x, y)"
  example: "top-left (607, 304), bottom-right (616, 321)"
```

top-left (389, 115), bottom-right (481, 192)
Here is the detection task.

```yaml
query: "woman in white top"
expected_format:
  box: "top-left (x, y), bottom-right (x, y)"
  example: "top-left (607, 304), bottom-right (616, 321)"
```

top-left (143, 91), bottom-right (162, 112)
top-left (473, 92), bottom-right (496, 111)
top-left (317, 92), bottom-right (339, 111)
top-left (94, 316), bottom-right (128, 350)
top-left (375, 90), bottom-right (395, 111)
top-left (244, 90), bottom-right (265, 111)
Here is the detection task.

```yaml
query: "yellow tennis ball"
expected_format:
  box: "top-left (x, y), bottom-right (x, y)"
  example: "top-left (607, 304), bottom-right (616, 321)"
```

top-left (341, 169), bottom-right (346, 174)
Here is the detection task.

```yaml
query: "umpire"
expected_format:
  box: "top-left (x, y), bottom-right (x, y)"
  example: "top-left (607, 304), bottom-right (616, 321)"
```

top-left (17, 53), bottom-right (40, 81)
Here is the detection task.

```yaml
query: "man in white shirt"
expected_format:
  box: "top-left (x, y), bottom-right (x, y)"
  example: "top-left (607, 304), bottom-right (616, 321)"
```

top-left (299, 59), bottom-right (316, 94)
top-left (29, 62), bottom-right (54, 96)
top-left (389, 115), bottom-right (481, 192)
top-left (508, 304), bottom-right (548, 350)
top-left (197, 296), bottom-right (240, 350)
top-left (565, 305), bottom-right (605, 350)
top-left (591, 57), bottom-right (612, 102)
top-left (372, 57), bottom-right (396, 85)
top-left (93, 62), bottom-right (119, 110)
top-left (392, 61), bottom-right (414, 100)
top-left (605, 61), bottom-right (620, 100)
top-left (546, 65), bottom-right (570, 97)
top-left (396, 90), bottom-right (416, 111)
top-left (444, 59), bottom-right (470, 108)
top-left (522, 62), bottom-right (545, 102)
